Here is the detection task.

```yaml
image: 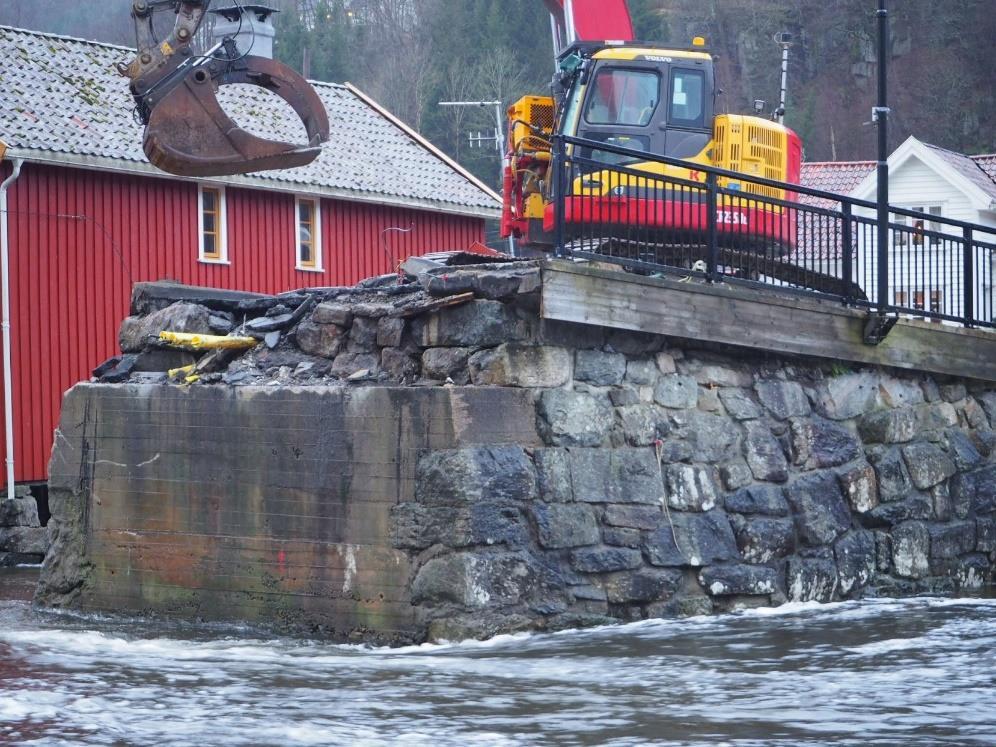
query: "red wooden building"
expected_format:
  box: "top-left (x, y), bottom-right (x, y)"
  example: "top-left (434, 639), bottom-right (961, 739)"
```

top-left (0, 25), bottom-right (501, 484)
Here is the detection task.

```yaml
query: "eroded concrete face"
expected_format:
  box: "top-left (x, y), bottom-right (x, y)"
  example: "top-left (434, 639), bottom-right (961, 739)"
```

top-left (37, 384), bottom-right (539, 644)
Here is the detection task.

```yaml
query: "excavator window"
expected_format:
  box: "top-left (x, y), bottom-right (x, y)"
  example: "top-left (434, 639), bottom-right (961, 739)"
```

top-left (668, 69), bottom-right (706, 128)
top-left (584, 68), bottom-right (660, 127)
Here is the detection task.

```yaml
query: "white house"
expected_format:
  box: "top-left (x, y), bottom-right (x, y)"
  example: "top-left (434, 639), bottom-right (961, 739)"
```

top-left (800, 137), bottom-right (996, 324)
top-left (849, 137), bottom-right (996, 323)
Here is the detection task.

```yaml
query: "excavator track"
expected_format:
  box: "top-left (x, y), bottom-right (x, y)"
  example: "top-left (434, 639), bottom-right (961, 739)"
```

top-left (574, 239), bottom-right (867, 300)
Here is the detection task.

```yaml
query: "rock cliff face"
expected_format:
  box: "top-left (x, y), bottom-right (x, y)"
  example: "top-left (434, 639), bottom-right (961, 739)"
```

top-left (37, 263), bottom-right (996, 642)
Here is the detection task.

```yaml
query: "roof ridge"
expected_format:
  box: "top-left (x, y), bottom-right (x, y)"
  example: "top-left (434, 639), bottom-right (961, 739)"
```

top-left (801, 160), bottom-right (875, 166)
top-left (0, 23), bottom-right (134, 53)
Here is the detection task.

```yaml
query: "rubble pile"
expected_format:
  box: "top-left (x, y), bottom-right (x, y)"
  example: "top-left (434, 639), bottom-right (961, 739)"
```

top-left (94, 256), bottom-right (541, 388)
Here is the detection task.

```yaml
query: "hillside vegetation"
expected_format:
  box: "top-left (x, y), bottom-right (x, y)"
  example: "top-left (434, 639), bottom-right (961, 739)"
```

top-left (1, 0), bottom-right (993, 184)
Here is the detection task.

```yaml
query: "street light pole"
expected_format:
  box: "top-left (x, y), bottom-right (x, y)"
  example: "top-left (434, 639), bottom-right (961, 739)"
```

top-left (439, 100), bottom-right (515, 255)
top-left (875, 0), bottom-right (890, 314)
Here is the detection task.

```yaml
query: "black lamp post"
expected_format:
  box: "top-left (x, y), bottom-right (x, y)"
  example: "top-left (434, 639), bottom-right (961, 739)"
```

top-left (875, 0), bottom-right (890, 314)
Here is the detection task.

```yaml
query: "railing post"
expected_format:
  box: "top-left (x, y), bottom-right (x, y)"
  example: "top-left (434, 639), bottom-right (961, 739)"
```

top-left (552, 136), bottom-right (566, 258)
top-left (841, 202), bottom-right (853, 303)
top-left (963, 226), bottom-right (974, 327)
top-left (705, 171), bottom-right (718, 281)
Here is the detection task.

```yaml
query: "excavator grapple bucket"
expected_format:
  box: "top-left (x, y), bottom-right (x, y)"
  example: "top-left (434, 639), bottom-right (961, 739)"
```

top-left (142, 56), bottom-right (331, 177)
top-left (121, 0), bottom-right (330, 178)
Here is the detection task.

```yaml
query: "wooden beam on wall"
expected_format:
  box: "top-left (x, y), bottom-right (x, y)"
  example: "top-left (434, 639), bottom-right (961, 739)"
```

top-left (541, 261), bottom-right (996, 383)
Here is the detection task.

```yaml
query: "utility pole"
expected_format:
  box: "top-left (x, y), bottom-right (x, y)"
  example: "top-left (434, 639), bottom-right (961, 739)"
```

top-left (439, 100), bottom-right (515, 256)
top-left (773, 32), bottom-right (793, 124)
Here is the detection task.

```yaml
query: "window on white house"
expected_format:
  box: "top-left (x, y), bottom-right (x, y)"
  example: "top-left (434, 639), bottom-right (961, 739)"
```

top-left (199, 185), bottom-right (227, 262)
top-left (296, 197), bottom-right (322, 271)
top-left (896, 205), bottom-right (942, 247)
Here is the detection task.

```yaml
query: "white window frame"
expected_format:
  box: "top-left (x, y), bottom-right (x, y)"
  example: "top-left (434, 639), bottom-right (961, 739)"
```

top-left (295, 195), bottom-right (323, 272)
top-left (198, 184), bottom-right (229, 264)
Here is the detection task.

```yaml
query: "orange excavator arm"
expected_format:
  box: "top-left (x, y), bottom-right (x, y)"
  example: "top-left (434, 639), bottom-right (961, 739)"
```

top-left (118, 0), bottom-right (330, 177)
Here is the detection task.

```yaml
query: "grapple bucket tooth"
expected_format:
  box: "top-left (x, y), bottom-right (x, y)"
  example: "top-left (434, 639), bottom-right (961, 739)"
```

top-left (142, 56), bottom-right (331, 177)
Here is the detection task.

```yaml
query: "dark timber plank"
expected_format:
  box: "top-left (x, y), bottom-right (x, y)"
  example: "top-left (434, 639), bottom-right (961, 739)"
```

top-left (541, 260), bottom-right (996, 382)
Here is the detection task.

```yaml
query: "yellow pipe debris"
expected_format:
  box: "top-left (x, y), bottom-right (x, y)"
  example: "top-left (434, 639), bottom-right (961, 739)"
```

top-left (158, 332), bottom-right (258, 350)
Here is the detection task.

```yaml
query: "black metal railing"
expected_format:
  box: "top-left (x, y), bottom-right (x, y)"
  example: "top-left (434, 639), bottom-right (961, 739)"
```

top-left (550, 134), bottom-right (996, 328)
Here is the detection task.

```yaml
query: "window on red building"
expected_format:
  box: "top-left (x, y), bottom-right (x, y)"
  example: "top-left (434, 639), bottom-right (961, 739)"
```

top-left (296, 197), bottom-right (322, 271)
top-left (199, 186), bottom-right (227, 263)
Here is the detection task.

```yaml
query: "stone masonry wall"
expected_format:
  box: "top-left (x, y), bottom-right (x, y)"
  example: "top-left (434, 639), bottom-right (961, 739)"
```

top-left (38, 263), bottom-right (996, 641)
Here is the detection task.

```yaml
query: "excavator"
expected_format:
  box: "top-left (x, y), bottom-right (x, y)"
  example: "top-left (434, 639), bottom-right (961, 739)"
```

top-left (120, 0), bottom-right (808, 277)
top-left (502, 0), bottom-right (803, 257)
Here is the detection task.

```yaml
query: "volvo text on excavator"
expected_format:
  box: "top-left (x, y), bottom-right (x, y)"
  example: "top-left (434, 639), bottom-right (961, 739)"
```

top-left (501, 0), bottom-right (802, 255)
top-left (119, 0), bottom-right (330, 177)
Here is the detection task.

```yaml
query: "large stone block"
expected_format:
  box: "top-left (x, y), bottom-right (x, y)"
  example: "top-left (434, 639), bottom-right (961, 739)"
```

top-left (755, 381), bottom-right (811, 420)
top-left (532, 504), bottom-right (600, 549)
top-left (670, 410), bottom-right (739, 464)
top-left (913, 403), bottom-right (958, 432)
top-left (785, 473), bottom-right (851, 546)
top-left (664, 464), bottom-right (718, 511)
top-left (601, 568), bottom-right (682, 604)
top-left (654, 375), bottom-right (698, 409)
top-left (411, 551), bottom-right (537, 608)
top-left (976, 392), bottom-right (996, 427)
top-left (603, 504), bottom-right (663, 531)
top-left (858, 409), bottom-right (917, 444)
top-left (312, 302), bottom-right (353, 326)
top-left (837, 463), bottom-right (878, 514)
top-left (834, 530), bottom-right (876, 595)
top-left (571, 546), bottom-right (643, 573)
top-left (575, 350), bottom-right (627, 386)
top-left (538, 390), bottom-right (614, 447)
top-left (422, 347), bottom-right (471, 383)
top-left (643, 510), bottom-right (738, 567)
top-left (719, 460), bottom-right (754, 491)
top-left (867, 446), bottom-right (913, 503)
top-left (861, 494), bottom-right (933, 528)
top-left (729, 514), bottom-right (795, 563)
top-left (790, 417), bottom-right (862, 469)
top-left (817, 372), bottom-right (880, 420)
top-left (946, 430), bottom-right (982, 472)
top-left (743, 422), bottom-right (789, 483)
top-left (570, 448), bottom-right (663, 505)
top-left (469, 344), bottom-right (571, 388)
top-left (118, 302), bottom-right (211, 353)
top-left (615, 405), bottom-right (669, 447)
top-left (700, 564), bottom-right (779, 596)
top-left (0, 497), bottom-right (40, 528)
top-left (391, 503), bottom-right (529, 550)
top-left (0, 526), bottom-right (48, 555)
top-left (725, 485), bottom-right (789, 516)
top-left (786, 556), bottom-right (838, 602)
top-left (878, 376), bottom-right (924, 409)
top-left (892, 521), bottom-right (930, 578)
top-left (625, 359), bottom-right (658, 386)
top-left (956, 554), bottom-right (990, 590)
top-left (718, 389), bottom-right (762, 421)
top-left (413, 300), bottom-right (527, 347)
top-left (295, 320), bottom-right (346, 359)
top-left (927, 521), bottom-right (976, 559)
top-left (901, 443), bottom-right (956, 490)
top-left (534, 449), bottom-right (572, 503)
top-left (416, 446), bottom-right (537, 506)
top-left (977, 517), bottom-right (996, 553)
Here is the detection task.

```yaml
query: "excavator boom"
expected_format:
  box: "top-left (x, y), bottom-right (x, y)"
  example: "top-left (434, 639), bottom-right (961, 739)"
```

top-left (119, 0), bottom-right (330, 177)
top-left (543, 0), bottom-right (635, 53)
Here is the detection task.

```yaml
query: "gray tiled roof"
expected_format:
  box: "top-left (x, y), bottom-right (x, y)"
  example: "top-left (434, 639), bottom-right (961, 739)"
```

top-left (925, 143), bottom-right (996, 203)
top-left (0, 25), bottom-right (499, 216)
